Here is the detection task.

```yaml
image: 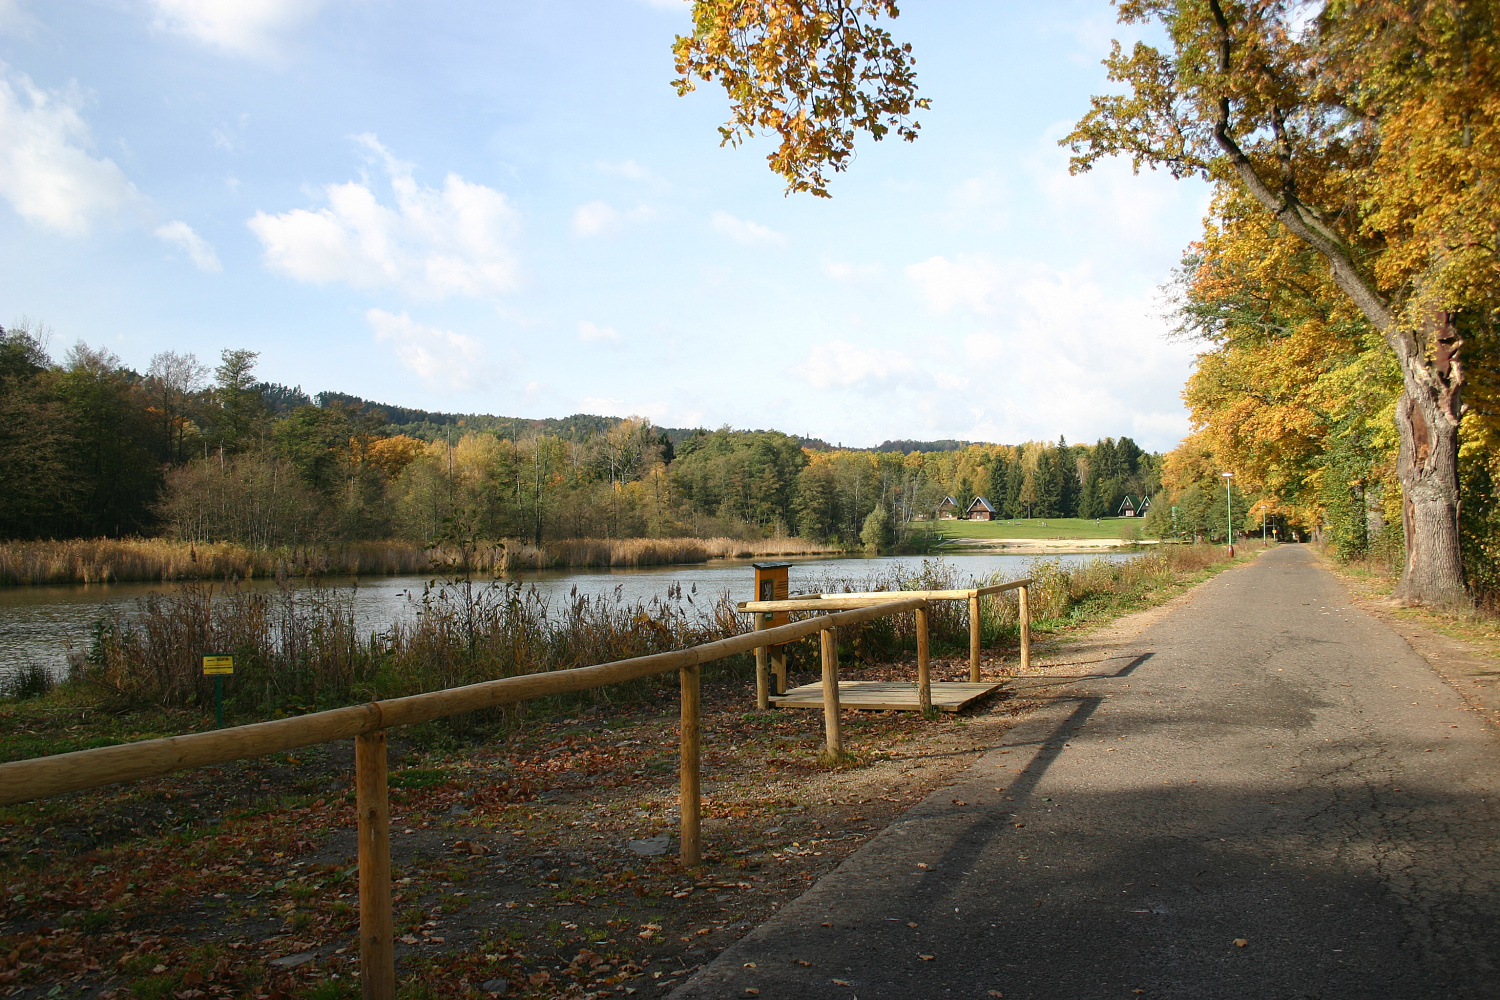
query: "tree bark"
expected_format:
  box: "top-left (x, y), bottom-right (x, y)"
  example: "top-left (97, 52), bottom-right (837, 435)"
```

top-left (1392, 313), bottom-right (1467, 605)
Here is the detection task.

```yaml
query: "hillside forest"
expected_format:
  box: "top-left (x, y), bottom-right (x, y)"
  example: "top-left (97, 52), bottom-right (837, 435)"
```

top-left (0, 324), bottom-right (1161, 551)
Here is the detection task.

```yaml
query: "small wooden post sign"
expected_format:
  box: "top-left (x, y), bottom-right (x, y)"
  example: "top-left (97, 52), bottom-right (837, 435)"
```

top-left (203, 655), bottom-right (233, 728)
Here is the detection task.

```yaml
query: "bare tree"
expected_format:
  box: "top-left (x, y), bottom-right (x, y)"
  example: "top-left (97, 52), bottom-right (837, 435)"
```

top-left (147, 351), bottom-right (209, 464)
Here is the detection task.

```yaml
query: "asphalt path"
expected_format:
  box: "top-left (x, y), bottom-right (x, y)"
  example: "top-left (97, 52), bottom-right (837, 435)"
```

top-left (672, 545), bottom-right (1500, 1000)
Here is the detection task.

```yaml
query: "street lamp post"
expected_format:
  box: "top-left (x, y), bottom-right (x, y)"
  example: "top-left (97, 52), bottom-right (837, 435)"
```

top-left (1221, 472), bottom-right (1235, 557)
top-left (1260, 504), bottom-right (1268, 543)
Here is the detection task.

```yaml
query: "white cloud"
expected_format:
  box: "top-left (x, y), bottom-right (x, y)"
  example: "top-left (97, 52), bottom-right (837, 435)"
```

top-left (148, 0), bottom-right (319, 59)
top-left (943, 173), bottom-right (1011, 232)
top-left (792, 340), bottom-right (922, 391)
top-left (905, 254), bottom-right (1008, 315)
top-left (595, 159), bottom-right (650, 181)
top-left (577, 320), bottom-right (620, 343)
top-left (821, 259), bottom-right (882, 282)
top-left (909, 255), bottom-right (1195, 446)
top-left (154, 220), bottom-right (221, 272)
top-left (572, 200), bottom-right (618, 238)
top-left (249, 134), bottom-right (520, 299)
top-left (711, 210), bottom-right (785, 246)
top-left (367, 309), bottom-right (490, 391)
top-left (0, 66), bottom-right (139, 235)
top-left (0, 0), bottom-right (39, 36)
top-left (572, 199), bottom-right (652, 238)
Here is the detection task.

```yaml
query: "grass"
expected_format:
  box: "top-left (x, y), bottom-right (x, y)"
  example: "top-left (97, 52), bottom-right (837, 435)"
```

top-left (0, 536), bottom-right (841, 587)
top-left (923, 516), bottom-right (1146, 540)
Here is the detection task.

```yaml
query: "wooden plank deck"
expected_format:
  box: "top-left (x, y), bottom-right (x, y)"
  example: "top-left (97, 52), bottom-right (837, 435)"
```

top-left (769, 680), bottom-right (1002, 713)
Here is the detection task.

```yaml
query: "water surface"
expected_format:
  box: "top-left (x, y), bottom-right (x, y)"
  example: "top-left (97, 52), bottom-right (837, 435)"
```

top-left (0, 551), bottom-right (1134, 682)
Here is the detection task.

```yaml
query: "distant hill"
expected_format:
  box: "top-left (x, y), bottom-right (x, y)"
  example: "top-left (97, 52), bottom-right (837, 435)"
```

top-left (874, 439), bottom-right (973, 454)
top-left (260, 389), bottom-right (960, 453)
top-left (299, 391), bottom-right (840, 450)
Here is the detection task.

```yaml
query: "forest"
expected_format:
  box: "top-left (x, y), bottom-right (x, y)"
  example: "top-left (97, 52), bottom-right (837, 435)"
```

top-left (0, 322), bottom-right (1159, 552)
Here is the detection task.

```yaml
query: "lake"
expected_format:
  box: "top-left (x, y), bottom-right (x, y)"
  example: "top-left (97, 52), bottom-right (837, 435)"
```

top-left (0, 550), bottom-right (1136, 683)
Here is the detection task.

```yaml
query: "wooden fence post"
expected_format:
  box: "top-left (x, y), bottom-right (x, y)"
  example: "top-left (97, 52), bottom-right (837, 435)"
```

top-left (819, 627), bottom-right (843, 758)
top-left (1019, 585), bottom-right (1031, 670)
top-left (969, 593), bottom-right (982, 683)
top-left (771, 645), bottom-right (787, 695)
top-left (355, 730), bottom-right (394, 1000)
top-left (679, 664), bottom-right (701, 867)
top-left (915, 607), bottom-right (931, 714)
top-left (753, 615), bottom-right (770, 710)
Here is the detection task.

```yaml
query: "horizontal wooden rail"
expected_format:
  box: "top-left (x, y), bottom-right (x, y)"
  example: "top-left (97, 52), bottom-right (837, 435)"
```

top-left (744, 579), bottom-right (1033, 611)
top-left (738, 578), bottom-right (1034, 684)
top-left (0, 597), bottom-right (927, 808)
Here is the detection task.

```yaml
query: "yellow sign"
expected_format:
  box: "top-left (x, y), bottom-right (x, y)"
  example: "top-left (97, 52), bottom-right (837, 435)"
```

top-left (202, 655), bottom-right (234, 676)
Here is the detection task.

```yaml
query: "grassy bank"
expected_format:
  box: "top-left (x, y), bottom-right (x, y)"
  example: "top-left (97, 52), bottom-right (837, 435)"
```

top-left (0, 535), bottom-right (841, 587)
top-left (926, 516), bottom-right (1144, 540)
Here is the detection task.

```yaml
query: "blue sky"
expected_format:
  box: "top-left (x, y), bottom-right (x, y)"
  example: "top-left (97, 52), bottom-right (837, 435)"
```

top-left (0, 0), bottom-right (1210, 450)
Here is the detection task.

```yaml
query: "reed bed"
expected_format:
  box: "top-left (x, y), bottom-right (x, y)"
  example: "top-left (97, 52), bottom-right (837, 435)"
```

top-left (58, 545), bottom-right (1247, 719)
top-left (0, 536), bottom-right (841, 586)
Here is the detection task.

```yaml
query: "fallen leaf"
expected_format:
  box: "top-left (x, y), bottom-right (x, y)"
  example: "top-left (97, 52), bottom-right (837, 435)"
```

top-left (952, 799), bottom-right (967, 806)
top-left (529, 972), bottom-right (551, 986)
top-left (907, 922), bottom-right (918, 928)
top-left (744, 991), bottom-right (759, 996)
top-left (919, 954), bottom-right (935, 961)
top-left (742, 962), bottom-right (756, 969)
top-left (832, 979), bottom-right (851, 987)
top-left (1233, 939), bottom-right (1248, 948)
top-left (989, 992), bottom-right (1004, 998)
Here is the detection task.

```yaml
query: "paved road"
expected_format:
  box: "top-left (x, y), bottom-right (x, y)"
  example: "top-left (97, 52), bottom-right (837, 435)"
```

top-left (674, 545), bottom-right (1500, 999)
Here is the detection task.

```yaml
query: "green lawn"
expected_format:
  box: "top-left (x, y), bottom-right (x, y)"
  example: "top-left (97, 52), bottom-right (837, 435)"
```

top-left (919, 516), bottom-right (1145, 540)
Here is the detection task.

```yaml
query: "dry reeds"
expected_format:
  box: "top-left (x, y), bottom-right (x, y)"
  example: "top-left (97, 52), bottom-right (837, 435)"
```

top-left (63, 544), bottom-right (1250, 717)
top-left (0, 536), bottom-right (841, 586)
top-left (79, 579), bottom-right (750, 718)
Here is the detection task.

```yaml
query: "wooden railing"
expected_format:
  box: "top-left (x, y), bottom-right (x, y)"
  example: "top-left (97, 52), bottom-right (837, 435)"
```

top-left (0, 596), bottom-right (927, 1000)
top-left (738, 578), bottom-right (1032, 715)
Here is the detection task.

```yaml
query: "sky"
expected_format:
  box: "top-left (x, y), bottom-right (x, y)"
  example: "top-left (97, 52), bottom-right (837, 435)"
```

top-left (0, 0), bottom-right (1212, 451)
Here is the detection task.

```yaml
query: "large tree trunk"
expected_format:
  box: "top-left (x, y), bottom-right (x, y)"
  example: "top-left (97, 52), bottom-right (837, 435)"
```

top-left (1392, 313), bottom-right (1467, 606)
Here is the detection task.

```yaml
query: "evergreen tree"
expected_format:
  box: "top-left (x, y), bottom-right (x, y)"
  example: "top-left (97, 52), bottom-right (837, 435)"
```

top-left (1003, 459), bottom-right (1025, 518)
top-left (987, 454), bottom-right (1009, 510)
top-left (1033, 449), bottom-right (1062, 517)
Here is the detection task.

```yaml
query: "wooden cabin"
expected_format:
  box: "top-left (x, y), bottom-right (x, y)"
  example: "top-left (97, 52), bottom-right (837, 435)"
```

top-left (936, 496), bottom-right (960, 520)
top-left (1139, 495), bottom-right (1153, 516)
top-left (966, 496), bottom-right (998, 521)
top-left (1118, 495), bottom-right (1138, 517)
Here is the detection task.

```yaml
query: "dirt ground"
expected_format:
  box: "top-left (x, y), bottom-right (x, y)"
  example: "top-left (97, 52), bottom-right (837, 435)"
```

top-left (0, 646), bottom-right (1075, 1000)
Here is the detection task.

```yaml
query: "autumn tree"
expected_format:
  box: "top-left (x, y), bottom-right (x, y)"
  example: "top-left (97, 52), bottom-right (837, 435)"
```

top-left (1063, 0), bottom-right (1498, 605)
top-left (673, 0), bottom-right (927, 197)
top-left (675, 1), bottom-right (1497, 605)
